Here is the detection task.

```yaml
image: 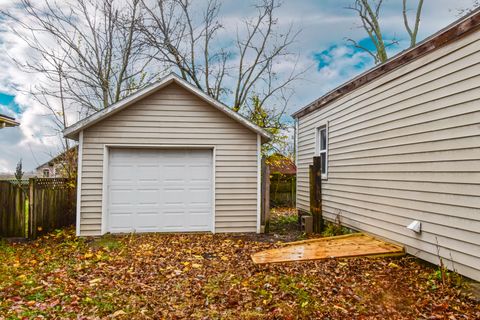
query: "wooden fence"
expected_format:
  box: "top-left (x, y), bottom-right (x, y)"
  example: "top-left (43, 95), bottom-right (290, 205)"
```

top-left (270, 173), bottom-right (296, 207)
top-left (0, 180), bottom-right (28, 237)
top-left (0, 178), bottom-right (76, 239)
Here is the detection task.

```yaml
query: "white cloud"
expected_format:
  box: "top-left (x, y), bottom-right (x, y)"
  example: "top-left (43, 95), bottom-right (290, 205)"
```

top-left (316, 45), bottom-right (373, 83)
top-left (0, 1), bottom-right (63, 172)
top-left (0, 0), bottom-right (478, 171)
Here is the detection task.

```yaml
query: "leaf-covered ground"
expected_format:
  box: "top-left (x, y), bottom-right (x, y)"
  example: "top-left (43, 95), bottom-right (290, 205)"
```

top-left (1, 226), bottom-right (479, 319)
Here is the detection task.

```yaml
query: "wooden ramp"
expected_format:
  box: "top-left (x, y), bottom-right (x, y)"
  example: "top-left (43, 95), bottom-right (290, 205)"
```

top-left (251, 233), bottom-right (404, 264)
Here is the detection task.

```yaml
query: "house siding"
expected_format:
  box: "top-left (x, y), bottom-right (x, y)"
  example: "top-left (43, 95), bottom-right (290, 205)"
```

top-left (79, 83), bottom-right (258, 236)
top-left (296, 30), bottom-right (480, 281)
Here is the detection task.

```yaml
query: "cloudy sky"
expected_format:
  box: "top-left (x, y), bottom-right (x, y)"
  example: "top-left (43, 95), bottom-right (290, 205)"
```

top-left (0, 0), bottom-right (477, 173)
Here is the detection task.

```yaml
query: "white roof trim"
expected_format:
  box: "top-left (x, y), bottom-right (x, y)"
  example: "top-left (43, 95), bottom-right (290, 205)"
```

top-left (63, 73), bottom-right (272, 141)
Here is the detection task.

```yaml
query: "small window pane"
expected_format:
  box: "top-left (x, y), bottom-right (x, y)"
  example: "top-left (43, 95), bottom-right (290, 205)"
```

top-left (320, 128), bottom-right (327, 151)
top-left (320, 153), bottom-right (326, 174)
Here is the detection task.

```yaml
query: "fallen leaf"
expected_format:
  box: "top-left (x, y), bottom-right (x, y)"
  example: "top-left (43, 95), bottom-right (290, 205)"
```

top-left (111, 310), bottom-right (126, 318)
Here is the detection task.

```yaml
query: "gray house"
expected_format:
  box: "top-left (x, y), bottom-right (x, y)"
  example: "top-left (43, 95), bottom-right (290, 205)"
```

top-left (64, 73), bottom-right (271, 237)
top-left (35, 146), bottom-right (78, 178)
top-left (293, 11), bottom-right (480, 281)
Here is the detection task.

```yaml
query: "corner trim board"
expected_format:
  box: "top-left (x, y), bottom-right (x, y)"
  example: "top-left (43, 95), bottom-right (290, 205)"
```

top-left (256, 134), bottom-right (261, 233)
top-left (212, 146), bottom-right (216, 234)
top-left (75, 131), bottom-right (83, 236)
top-left (100, 145), bottom-right (109, 235)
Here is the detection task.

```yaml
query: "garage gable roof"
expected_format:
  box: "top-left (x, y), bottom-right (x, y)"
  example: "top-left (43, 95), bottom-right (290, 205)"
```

top-left (64, 73), bottom-right (272, 140)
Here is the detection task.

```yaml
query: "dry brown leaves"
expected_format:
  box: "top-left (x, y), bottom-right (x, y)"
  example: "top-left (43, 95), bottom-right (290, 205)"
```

top-left (0, 227), bottom-right (479, 319)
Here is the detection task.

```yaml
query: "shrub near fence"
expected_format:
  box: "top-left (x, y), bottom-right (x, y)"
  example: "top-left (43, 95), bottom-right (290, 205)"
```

top-left (0, 178), bottom-right (76, 239)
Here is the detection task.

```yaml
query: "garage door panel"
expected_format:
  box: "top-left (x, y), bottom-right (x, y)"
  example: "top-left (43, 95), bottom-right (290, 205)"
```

top-left (107, 148), bottom-right (213, 233)
top-left (109, 226), bottom-right (135, 233)
top-left (191, 168), bottom-right (211, 181)
top-left (109, 189), bottom-right (134, 205)
top-left (137, 166), bottom-right (160, 181)
top-left (189, 188), bottom-right (211, 203)
top-left (138, 179), bottom-right (159, 185)
top-left (164, 151), bottom-right (186, 159)
top-left (164, 166), bottom-right (188, 181)
top-left (110, 150), bottom-right (134, 160)
top-left (136, 189), bottom-right (159, 204)
top-left (164, 188), bottom-right (187, 205)
top-left (109, 213), bottom-right (135, 231)
top-left (163, 212), bottom-right (186, 230)
top-left (136, 213), bottom-right (159, 230)
top-left (109, 166), bottom-right (134, 182)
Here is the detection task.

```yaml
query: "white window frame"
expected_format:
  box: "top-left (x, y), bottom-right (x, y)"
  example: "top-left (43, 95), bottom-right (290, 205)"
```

top-left (315, 121), bottom-right (329, 180)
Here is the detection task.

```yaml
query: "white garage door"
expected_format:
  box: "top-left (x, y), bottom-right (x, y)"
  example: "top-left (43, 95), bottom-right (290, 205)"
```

top-left (107, 148), bottom-right (213, 233)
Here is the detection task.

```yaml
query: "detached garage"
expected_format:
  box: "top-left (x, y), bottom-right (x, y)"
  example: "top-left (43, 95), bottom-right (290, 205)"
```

top-left (64, 73), bottom-right (271, 236)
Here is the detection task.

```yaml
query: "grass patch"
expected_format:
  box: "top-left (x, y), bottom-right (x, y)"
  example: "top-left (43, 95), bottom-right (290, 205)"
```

top-left (321, 221), bottom-right (352, 237)
top-left (321, 212), bottom-right (352, 237)
top-left (91, 234), bottom-right (123, 250)
top-left (269, 214), bottom-right (298, 234)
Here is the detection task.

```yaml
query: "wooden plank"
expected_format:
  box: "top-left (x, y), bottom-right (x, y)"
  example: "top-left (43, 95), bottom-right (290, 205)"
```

top-left (279, 233), bottom-right (362, 245)
top-left (251, 233), bottom-right (404, 264)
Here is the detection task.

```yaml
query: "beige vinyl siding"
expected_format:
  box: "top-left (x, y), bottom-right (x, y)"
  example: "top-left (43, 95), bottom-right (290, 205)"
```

top-left (79, 83), bottom-right (258, 236)
top-left (296, 30), bottom-right (480, 281)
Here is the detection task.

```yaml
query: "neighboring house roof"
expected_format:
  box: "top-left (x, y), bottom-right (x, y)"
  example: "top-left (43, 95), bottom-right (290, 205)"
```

top-left (0, 113), bottom-right (20, 128)
top-left (292, 8), bottom-right (480, 119)
top-left (35, 146), bottom-right (78, 170)
top-left (268, 154), bottom-right (296, 175)
top-left (64, 73), bottom-right (272, 141)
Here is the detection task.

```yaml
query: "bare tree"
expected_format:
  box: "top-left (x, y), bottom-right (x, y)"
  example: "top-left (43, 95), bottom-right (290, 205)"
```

top-left (347, 0), bottom-right (425, 64)
top-left (140, 0), bottom-right (305, 113)
top-left (402, 0), bottom-right (424, 48)
top-left (3, 0), bottom-right (158, 117)
top-left (3, 0), bottom-right (160, 177)
top-left (347, 0), bottom-right (391, 64)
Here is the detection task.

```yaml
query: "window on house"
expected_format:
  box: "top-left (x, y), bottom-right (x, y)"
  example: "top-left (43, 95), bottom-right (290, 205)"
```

top-left (318, 125), bottom-right (328, 176)
top-left (43, 169), bottom-right (50, 178)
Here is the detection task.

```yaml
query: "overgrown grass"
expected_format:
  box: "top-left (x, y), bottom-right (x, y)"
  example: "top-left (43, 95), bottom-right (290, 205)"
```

top-left (91, 234), bottom-right (123, 250)
top-left (321, 221), bottom-right (352, 237)
top-left (427, 266), bottom-right (465, 290)
top-left (269, 214), bottom-right (298, 234)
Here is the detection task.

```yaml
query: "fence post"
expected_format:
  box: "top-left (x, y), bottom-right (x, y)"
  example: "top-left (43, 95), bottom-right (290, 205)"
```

top-left (28, 178), bottom-right (35, 239)
top-left (309, 156), bottom-right (323, 233)
top-left (261, 157), bottom-right (271, 233)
